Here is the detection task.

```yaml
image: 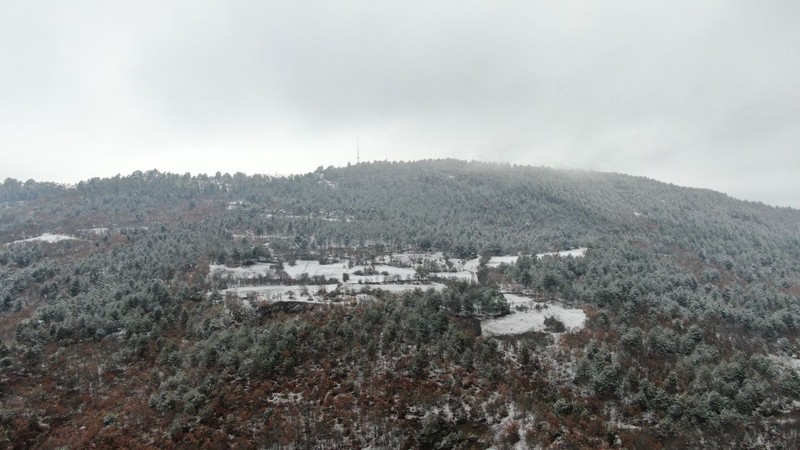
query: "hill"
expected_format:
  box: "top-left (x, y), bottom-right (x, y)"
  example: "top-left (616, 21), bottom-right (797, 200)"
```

top-left (1, 160), bottom-right (799, 448)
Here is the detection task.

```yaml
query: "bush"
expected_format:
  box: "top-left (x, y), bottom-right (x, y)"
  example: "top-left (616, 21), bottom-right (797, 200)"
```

top-left (544, 316), bottom-right (566, 333)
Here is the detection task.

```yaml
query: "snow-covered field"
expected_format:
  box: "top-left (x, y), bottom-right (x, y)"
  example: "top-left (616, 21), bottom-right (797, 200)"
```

top-left (211, 258), bottom-right (448, 303)
top-left (210, 263), bottom-right (274, 279)
top-left (282, 260), bottom-right (351, 280)
top-left (486, 255), bottom-right (520, 267)
top-left (218, 282), bottom-right (444, 303)
top-left (214, 259), bottom-right (457, 284)
top-left (343, 282), bottom-right (446, 293)
top-left (376, 252), bottom-right (466, 271)
top-left (464, 256), bottom-right (519, 272)
top-left (210, 248), bottom-right (589, 308)
top-left (219, 284), bottom-right (338, 303)
top-left (281, 261), bottom-right (420, 283)
top-left (6, 233), bottom-right (78, 245)
top-left (536, 247), bottom-right (588, 259)
top-left (462, 249), bottom-right (588, 272)
top-left (347, 264), bottom-right (418, 283)
top-left (430, 271), bottom-right (475, 282)
top-left (481, 294), bottom-right (586, 336)
top-left (214, 248), bottom-right (588, 285)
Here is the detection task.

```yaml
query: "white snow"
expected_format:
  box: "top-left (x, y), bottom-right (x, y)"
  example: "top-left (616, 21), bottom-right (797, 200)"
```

top-left (536, 247), bottom-right (587, 259)
top-left (121, 226), bottom-right (149, 232)
top-left (209, 247), bottom-right (584, 310)
top-left (430, 271), bottom-right (475, 282)
top-left (211, 258), bottom-right (451, 288)
top-left (377, 252), bottom-right (465, 270)
top-left (481, 294), bottom-right (586, 336)
top-left (503, 293), bottom-right (537, 308)
top-left (210, 257), bottom-right (448, 304)
top-left (211, 248), bottom-right (584, 302)
top-left (464, 255), bottom-right (520, 272)
top-left (348, 265), bottom-right (418, 283)
top-left (463, 258), bottom-right (480, 272)
top-left (345, 282), bottom-right (446, 293)
top-left (217, 282), bottom-right (444, 303)
top-left (210, 263), bottom-right (274, 279)
top-left (319, 178), bottom-right (336, 189)
top-left (282, 260), bottom-right (351, 280)
top-left (7, 233), bottom-right (78, 245)
top-left (282, 260), bottom-right (428, 283)
top-left (459, 248), bottom-right (588, 272)
top-left (487, 256), bottom-right (519, 267)
top-left (218, 284), bottom-right (338, 303)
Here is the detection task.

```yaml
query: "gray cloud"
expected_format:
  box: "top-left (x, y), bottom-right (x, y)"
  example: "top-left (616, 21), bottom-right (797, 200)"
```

top-left (1, 1), bottom-right (798, 207)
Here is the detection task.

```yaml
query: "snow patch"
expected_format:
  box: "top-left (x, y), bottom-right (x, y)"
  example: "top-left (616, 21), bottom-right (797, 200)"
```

top-left (345, 283), bottom-right (446, 293)
top-left (481, 294), bottom-right (586, 336)
top-left (282, 260), bottom-right (351, 280)
top-left (462, 248), bottom-right (587, 272)
top-left (282, 260), bottom-right (439, 283)
top-left (464, 256), bottom-right (520, 272)
top-left (210, 263), bottom-right (274, 279)
top-left (217, 282), bottom-right (444, 304)
top-left (7, 233), bottom-right (78, 245)
top-left (218, 284), bottom-right (338, 303)
top-left (377, 252), bottom-right (465, 270)
top-left (431, 271), bottom-right (476, 282)
top-left (536, 247), bottom-right (587, 259)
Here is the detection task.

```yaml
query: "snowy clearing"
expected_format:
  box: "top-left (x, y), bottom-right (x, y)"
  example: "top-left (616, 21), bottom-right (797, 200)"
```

top-left (462, 248), bottom-right (587, 271)
top-left (430, 271), bottom-right (475, 282)
top-left (217, 282), bottom-right (444, 304)
top-left (464, 256), bottom-right (520, 272)
top-left (7, 233), bottom-right (78, 245)
top-left (209, 248), bottom-right (587, 307)
top-left (343, 282), bottom-right (446, 293)
top-left (481, 294), bottom-right (586, 336)
top-left (376, 252), bottom-right (465, 270)
top-left (282, 260), bottom-right (351, 280)
top-left (536, 247), bottom-right (588, 259)
top-left (219, 284), bottom-right (339, 303)
top-left (210, 263), bottom-right (274, 279)
top-left (235, 259), bottom-right (449, 283)
top-left (347, 265), bottom-right (418, 283)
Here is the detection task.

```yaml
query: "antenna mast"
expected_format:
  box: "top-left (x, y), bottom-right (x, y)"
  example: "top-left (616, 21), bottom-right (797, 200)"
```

top-left (357, 136), bottom-right (360, 164)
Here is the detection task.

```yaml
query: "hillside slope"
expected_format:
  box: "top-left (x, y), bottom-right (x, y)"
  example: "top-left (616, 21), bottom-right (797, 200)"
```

top-left (1, 160), bottom-right (799, 448)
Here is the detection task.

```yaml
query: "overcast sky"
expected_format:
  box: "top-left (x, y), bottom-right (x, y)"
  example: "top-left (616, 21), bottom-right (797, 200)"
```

top-left (1, 1), bottom-right (798, 207)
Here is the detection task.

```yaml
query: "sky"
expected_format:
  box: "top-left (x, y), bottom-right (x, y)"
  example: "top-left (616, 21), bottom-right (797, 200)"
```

top-left (1, 1), bottom-right (799, 208)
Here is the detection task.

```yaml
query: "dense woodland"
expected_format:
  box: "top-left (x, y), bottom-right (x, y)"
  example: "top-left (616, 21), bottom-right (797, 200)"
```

top-left (1, 159), bottom-right (800, 448)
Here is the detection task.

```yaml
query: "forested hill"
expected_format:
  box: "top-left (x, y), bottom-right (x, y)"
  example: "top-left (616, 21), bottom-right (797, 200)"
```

top-left (3, 159), bottom-right (799, 266)
top-left (2, 160), bottom-right (800, 448)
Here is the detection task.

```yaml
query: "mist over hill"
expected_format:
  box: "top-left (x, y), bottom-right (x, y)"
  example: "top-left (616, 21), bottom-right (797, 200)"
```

top-left (1, 160), bottom-right (800, 448)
